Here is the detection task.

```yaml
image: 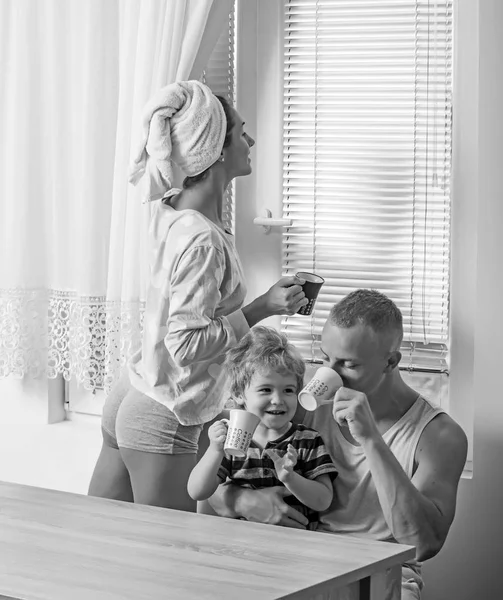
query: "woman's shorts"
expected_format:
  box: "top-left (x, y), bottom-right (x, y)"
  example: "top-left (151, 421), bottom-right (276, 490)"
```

top-left (101, 371), bottom-right (203, 455)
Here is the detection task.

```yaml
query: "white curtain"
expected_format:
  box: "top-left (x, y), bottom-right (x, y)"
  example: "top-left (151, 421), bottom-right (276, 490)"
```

top-left (0, 0), bottom-right (233, 390)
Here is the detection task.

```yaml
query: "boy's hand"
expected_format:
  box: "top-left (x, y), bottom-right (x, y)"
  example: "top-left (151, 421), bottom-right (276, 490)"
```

top-left (208, 420), bottom-right (228, 452)
top-left (269, 444), bottom-right (298, 483)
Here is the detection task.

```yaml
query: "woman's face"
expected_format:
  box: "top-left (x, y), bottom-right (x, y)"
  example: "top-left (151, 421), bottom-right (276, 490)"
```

top-left (222, 108), bottom-right (255, 178)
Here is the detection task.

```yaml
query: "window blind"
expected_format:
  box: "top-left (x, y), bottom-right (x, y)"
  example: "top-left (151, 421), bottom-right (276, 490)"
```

top-left (201, 5), bottom-right (236, 233)
top-left (281, 0), bottom-right (452, 373)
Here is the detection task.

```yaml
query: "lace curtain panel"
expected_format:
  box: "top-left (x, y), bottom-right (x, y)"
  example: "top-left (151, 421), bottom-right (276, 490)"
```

top-left (0, 0), bottom-right (233, 392)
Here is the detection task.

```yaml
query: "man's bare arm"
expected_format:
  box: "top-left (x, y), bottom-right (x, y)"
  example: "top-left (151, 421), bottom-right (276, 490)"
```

top-left (363, 414), bottom-right (467, 561)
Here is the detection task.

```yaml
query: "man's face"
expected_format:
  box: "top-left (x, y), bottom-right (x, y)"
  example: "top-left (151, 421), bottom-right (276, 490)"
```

top-left (320, 322), bottom-right (394, 396)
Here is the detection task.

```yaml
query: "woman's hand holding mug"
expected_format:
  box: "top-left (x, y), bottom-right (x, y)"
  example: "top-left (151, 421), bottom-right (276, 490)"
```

top-left (262, 275), bottom-right (308, 316)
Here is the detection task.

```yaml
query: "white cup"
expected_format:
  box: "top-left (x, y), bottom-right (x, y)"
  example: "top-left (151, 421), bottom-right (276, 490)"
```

top-left (298, 367), bottom-right (343, 411)
top-left (223, 409), bottom-right (261, 457)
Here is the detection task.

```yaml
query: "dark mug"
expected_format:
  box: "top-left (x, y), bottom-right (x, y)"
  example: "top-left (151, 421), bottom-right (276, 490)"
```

top-left (296, 271), bottom-right (325, 315)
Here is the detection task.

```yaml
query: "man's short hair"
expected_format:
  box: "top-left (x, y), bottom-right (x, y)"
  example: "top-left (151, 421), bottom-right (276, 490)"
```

top-left (329, 289), bottom-right (403, 350)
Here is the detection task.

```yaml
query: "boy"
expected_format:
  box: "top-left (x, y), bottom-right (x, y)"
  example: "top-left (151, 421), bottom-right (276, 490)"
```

top-left (188, 326), bottom-right (338, 526)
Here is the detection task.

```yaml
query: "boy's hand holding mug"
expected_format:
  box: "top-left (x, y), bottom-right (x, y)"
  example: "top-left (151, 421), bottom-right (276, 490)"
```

top-left (208, 420), bottom-right (229, 453)
top-left (222, 409), bottom-right (261, 457)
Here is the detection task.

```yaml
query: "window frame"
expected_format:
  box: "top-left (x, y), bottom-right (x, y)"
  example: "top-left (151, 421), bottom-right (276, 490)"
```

top-left (234, 0), bottom-right (473, 471)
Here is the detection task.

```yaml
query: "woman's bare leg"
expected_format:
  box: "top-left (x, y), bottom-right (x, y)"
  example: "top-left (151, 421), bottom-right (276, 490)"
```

top-left (196, 416), bottom-right (221, 515)
top-left (88, 429), bottom-right (134, 502)
top-left (119, 448), bottom-right (197, 511)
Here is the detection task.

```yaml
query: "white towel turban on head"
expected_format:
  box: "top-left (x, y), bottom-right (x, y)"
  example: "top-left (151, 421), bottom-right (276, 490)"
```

top-left (129, 80), bottom-right (228, 203)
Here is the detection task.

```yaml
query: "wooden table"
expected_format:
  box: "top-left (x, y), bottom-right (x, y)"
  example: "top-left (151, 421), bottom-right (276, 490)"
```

top-left (0, 482), bottom-right (414, 600)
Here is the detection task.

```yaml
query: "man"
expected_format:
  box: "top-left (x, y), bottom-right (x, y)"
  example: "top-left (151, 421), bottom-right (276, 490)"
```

top-left (208, 289), bottom-right (467, 599)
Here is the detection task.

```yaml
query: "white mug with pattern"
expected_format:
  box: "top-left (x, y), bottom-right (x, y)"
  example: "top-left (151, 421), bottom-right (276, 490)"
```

top-left (298, 367), bottom-right (343, 411)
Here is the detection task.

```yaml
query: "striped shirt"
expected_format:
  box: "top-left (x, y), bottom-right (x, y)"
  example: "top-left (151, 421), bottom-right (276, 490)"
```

top-left (218, 424), bottom-right (338, 525)
top-left (128, 196), bottom-right (249, 426)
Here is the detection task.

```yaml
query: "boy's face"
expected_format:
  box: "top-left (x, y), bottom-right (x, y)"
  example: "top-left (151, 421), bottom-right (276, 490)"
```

top-left (238, 369), bottom-right (298, 431)
top-left (320, 322), bottom-right (394, 396)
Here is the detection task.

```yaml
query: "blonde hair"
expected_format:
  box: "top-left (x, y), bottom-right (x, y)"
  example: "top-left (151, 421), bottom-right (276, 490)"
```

top-left (224, 326), bottom-right (305, 398)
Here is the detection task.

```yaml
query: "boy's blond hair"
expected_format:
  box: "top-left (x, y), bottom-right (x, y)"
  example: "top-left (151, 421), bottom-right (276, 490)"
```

top-left (224, 326), bottom-right (305, 398)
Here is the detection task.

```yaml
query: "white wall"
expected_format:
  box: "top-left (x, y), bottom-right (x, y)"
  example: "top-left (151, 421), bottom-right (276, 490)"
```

top-left (234, 0), bottom-right (284, 331)
top-left (421, 1), bottom-right (503, 598)
top-left (0, 377), bottom-right (101, 495)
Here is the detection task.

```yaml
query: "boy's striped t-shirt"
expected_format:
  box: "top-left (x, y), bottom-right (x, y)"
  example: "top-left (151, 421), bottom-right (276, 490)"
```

top-left (217, 423), bottom-right (338, 525)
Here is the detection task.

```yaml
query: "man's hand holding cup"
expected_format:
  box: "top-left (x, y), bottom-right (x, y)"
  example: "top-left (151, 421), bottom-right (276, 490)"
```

top-left (332, 388), bottom-right (380, 446)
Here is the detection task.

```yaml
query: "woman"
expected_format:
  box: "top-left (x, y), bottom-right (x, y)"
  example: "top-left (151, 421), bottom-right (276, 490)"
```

top-left (88, 81), bottom-right (307, 511)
